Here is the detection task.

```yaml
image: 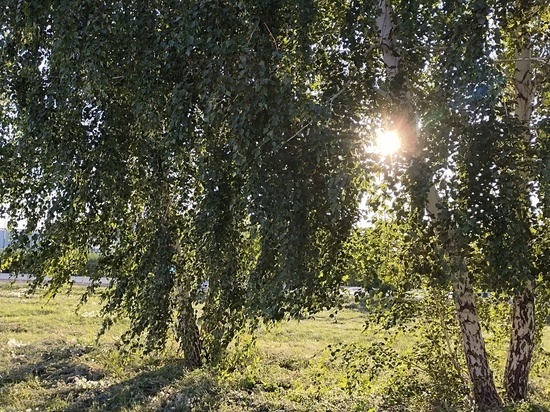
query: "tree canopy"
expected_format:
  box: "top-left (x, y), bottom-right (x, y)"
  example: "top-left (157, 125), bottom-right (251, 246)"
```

top-left (1, 0), bottom-right (550, 407)
top-left (0, 0), bottom-right (369, 364)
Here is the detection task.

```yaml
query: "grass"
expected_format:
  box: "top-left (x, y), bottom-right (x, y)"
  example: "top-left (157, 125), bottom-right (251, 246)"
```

top-left (0, 282), bottom-right (549, 412)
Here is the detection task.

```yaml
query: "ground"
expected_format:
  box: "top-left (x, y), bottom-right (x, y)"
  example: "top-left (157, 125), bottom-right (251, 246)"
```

top-left (0, 283), bottom-right (549, 411)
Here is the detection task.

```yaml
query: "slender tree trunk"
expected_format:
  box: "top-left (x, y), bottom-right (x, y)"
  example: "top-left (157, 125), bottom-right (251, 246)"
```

top-left (175, 276), bottom-right (203, 369)
top-left (504, 40), bottom-right (536, 401)
top-left (504, 281), bottom-right (535, 401)
top-left (375, 0), bottom-right (501, 407)
top-left (449, 249), bottom-right (501, 408)
top-left (175, 290), bottom-right (203, 369)
top-left (157, 171), bottom-right (203, 370)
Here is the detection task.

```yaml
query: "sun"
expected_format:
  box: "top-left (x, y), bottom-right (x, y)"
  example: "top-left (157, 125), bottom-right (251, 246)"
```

top-left (376, 130), bottom-right (401, 155)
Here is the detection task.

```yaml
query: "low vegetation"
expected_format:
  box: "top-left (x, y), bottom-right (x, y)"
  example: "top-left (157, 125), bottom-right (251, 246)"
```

top-left (1, 283), bottom-right (550, 412)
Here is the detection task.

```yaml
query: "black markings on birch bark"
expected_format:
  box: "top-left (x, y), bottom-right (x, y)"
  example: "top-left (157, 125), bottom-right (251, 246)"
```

top-left (503, 31), bottom-right (537, 400)
top-left (504, 281), bottom-right (535, 401)
top-left (450, 253), bottom-right (501, 408)
top-left (375, 0), bottom-right (501, 407)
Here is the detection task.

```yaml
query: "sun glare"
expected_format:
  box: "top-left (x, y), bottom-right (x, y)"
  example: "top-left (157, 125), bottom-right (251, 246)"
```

top-left (376, 130), bottom-right (401, 156)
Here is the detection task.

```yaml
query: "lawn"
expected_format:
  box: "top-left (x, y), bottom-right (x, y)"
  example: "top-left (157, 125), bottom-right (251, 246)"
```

top-left (0, 282), bottom-right (549, 411)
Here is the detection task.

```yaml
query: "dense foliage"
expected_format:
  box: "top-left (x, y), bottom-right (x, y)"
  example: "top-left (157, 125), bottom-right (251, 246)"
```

top-left (1, 0), bottom-right (550, 408)
top-left (0, 0), bottom-right (367, 363)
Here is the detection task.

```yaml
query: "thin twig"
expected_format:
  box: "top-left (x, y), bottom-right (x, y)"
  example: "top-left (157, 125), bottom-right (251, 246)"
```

top-left (246, 26), bottom-right (257, 47)
top-left (495, 57), bottom-right (549, 64)
top-left (263, 22), bottom-right (279, 52)
top-left (285, 85), bottom-right (348, 144)
top-left (328, 85), bottom-right (347, 103)
top-left (285, 121), bottom-right (312, 144)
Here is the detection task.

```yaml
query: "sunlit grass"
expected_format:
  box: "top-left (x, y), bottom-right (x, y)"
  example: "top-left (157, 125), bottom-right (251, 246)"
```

top-left (0, 283), bottom-right (373, 411)
top-left (1, 282), bottom-right (549, 411)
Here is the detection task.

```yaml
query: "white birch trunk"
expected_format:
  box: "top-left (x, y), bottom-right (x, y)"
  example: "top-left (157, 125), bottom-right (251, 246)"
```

top-left (504, 281), bottom-right (535, 400)
top-left (375, 0), bottom-right (500, 407)
top-left (449, 248), bottom-right (501, 407)
top-left (504, 43), bottom-right (536, 401)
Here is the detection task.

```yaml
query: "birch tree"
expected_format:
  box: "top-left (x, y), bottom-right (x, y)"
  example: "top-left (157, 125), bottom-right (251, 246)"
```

top-left (502, 13), bottom-right (536, 403)
top-left (1, 1), bottom-right (549, 408)
top-left (501, 0), bottom-right (550, 401)
top-left (366, 0), bottom-right (550, 407)
top-left (374, 0), bottom-right (500, 406)
top-left (0, 0), bottom-right (364, 368)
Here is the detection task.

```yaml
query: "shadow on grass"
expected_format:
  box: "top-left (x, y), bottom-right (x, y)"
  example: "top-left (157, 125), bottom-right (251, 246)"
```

top-left (63, 361), bottom-right (221, 412)
top-left (1, 343), bottom-right (221, 412)
top-left (1, 343), bottom-right (101, 386)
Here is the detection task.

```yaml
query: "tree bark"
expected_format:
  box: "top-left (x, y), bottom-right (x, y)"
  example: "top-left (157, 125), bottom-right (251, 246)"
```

top-left (375, 0), bottom-right (501, 407)
top-left (504, 281), bottom-right (535, 401)
top-left (504, 39), bottom-right (536, 401)
top-left (175, 293), bottom-right (203, 369)
top-left (450, 249), bottom-right (501, 408)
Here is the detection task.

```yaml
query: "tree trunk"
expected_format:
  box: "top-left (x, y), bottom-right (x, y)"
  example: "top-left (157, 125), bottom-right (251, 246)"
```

top-left (375, 0), bottom-right (501, 408)
top-left (503, 38), bottom-right (536, 401)
top-left (450, 250), bottom-right (501, 408)
top-left (176, 295), bottom-right (203, 369)
top-left (504, 281), bottom-right (535, 401)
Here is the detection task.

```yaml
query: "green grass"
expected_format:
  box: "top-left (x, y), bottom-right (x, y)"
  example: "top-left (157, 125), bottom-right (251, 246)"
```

top-left (1, 282), bottom-right (549, 411)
